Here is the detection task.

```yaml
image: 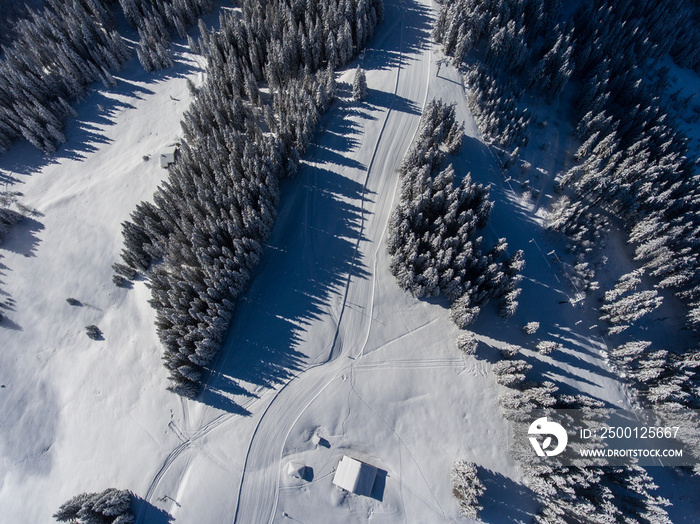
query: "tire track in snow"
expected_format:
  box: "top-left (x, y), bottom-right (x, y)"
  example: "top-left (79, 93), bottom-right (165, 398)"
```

top-left (358, 9), bottom-right (434, 358)
top-left (234, 3), bottom-right (435, 521)
top-left (137, 410), bottom-right (244, 521)
top-left (348, 360), bottom-right (447, 520)
top-left (324, 7), bottom-right (407, 364)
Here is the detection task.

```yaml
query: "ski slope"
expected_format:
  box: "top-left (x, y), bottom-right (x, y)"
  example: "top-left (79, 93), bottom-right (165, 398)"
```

top-left (147, 0), bottom-right (628, 522)
top-left (232, 1), bottom-right (435, 521)
top-left (131, 0), bottom-right (527, 521)
top-left (4, 0), bottom-right (697, 522)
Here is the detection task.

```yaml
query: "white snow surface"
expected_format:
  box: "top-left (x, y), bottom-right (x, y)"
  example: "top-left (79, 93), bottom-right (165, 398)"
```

top-left (4, 0), bottom-right (696, 523)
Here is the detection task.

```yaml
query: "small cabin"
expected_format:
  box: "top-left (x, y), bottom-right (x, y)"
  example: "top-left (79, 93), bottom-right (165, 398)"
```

top-left (332, 456), bottom-right (377, 497)
top-left (160, 145), bottom-right (178, 168)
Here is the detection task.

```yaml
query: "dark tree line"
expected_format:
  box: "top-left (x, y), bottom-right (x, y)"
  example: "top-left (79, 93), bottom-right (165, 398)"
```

top-left (0, 0), bottom-right (130, 154)
top-left (117, 0), bottom-right (383, 397)
top-left (434, 0), bottom-right (700, 432)
top-left (386, 99), bottom-right (524, 327)
top-left (0, 0), bottom-right (218, 155)
top-left (119, 0), bottom-right (214, 72)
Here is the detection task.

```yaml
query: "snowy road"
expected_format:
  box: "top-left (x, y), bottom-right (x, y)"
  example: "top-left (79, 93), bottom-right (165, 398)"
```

top-left (2, 0), bottom-right (687, 520)
top-left (135, 0), bottom-right (438, 521)
top-left (136, 0), bottom-right (631, 522)
top-left (232, 1), bottom-right (434, 521)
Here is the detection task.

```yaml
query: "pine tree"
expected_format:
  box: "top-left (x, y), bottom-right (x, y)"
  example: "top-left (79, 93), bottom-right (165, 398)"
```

top-left (493, 359), bottom-right (532, 387)
top-left (451, 460), bottom-right (485, 520)
top-left (523, 322), bottom-right (540, 335)
top-left (352, 65), bottom-right (367, 101)
top-left (54, 488), bottom-right (134, 523)
top-left (456, 331), bottom-right (478, 355)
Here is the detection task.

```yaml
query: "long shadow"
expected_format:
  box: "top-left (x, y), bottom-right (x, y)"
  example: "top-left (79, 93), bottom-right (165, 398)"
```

top-left (0, 170), bottom-right (20, 185)
top-left (478, 467), bottom-right (538, 523)
top-left (0, 316), bottom-right (21, 331)
top-left (364, 88), bottom-right (421, 116)
top-left (133, 496), bottom-right (174, 524)
top-left (202, 163), bottom-right (372, 411)
top-left (312, 145), bottom-right (367, 171)
top-left (361, 0), bottom-right (433, 73)
top-left (473, 331), bottom-right (608, 390)
top-left (0, 255), bottom-right (17, 330)
top-left (318, 106), bottom-right (364, 153)
top-left (1, 216), bottom-right (43, 257)
top-left (320, 130), bottom-right (362, 155)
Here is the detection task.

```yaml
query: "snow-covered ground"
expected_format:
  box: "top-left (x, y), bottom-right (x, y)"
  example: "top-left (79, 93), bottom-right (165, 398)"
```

top-left (0, 39), bottom-right (205, 523)
top-left (2, 0), bottom-right (698, 522)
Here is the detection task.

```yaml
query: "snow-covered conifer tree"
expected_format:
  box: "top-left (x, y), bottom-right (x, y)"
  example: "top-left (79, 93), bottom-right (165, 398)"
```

top-left (352, 65), bottom-right (367, 101)
top-left (451, 460), bottom-right (485, 519)
top-left (456, 331), bottom-right (478, 355)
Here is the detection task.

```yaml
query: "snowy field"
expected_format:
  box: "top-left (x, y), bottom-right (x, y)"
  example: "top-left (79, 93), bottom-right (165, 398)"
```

top-left (1, 0), bottom-right (699, 523)
top-left (0, 34), bottom-right (206, 523)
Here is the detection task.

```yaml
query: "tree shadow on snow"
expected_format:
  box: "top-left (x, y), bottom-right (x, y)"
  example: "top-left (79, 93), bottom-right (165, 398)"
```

top-left (364, 88), bottom-right (421, 116)
top-left (311, 144), bottom-right (367, 171)
top-left (0, 315), bottom-right (21, 331)
top-left (133, 496), bottom-right (174, 524)
top-left (1, 216), bottom-right (43, 258)
top-left (477, 467), bottom-right (538, 524)
top-left (0, 257), bottom-right (19, 329)
top-left (361, 0), bottom-right (433, 73)
top-left (203, 161), bottom-right (372, 412)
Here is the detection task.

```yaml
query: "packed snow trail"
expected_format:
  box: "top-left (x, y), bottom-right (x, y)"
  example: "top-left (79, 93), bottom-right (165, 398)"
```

top-left (138, 0), bottom-right (631, 521)
top-left (232, 1), bottom-right (434, 521)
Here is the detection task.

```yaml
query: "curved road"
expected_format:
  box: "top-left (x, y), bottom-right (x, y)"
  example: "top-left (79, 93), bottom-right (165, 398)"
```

top-left (233, 1), bottom-right (434, 522)
top-left (136, 0), bottom-right (436, 521)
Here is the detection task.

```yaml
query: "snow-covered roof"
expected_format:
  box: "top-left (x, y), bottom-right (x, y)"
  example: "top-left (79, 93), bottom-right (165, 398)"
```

top-left (160, 145), bottom-right (178, 167)
top-left (286, 462), bottom-right (306, 479)
top-left (161, 145), bottom-right (178, 155)
top-left (332, 456), bottom-right (377, 496)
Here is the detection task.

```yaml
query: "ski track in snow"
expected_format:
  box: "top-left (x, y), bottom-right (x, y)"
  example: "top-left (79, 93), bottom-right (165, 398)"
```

top-left (135, 0), bottom-right (634, 521)
top-left (234, 2), bottom-right (435, 521)
top-left (134, 1), bottom-right (437, 521)
top-left (3, 0), bottom-right (674, 520)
